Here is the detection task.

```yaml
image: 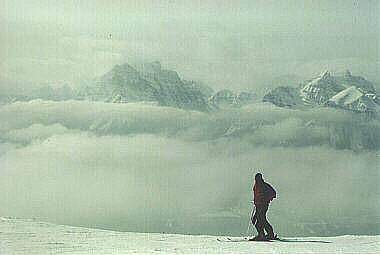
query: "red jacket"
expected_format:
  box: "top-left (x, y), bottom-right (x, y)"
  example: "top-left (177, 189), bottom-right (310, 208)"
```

top-left (254, 182), bottom-right (276, 206)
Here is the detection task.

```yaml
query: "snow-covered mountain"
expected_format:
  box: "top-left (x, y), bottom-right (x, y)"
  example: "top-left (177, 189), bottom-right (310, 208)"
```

top-left (300, 70), bottom-right (346, 106)
top-left (82, 62), bottom-right (210, 111)
top-left (1, 218), bottom-right (379, 254)
top-left (263, 70), bottom-right (379, 118)
top-left (3, 64), bottom-right (378, 116)
top-left (337, 70), bottom-right (377, 95)
top-left (327, 86), bottom-right (377, 115)
top-left (84, 62), bottom-right (254, 111)
top-left (87, 63), bottom-right (157, 103)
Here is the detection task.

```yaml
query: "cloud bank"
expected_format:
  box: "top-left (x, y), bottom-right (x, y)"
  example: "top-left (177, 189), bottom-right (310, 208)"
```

top-left (0, 100), bottom-right (379, 236)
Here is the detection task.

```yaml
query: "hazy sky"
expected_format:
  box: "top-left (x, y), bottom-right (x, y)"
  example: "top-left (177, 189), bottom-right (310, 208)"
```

top-left (1, 0), bottom-right (379, 90)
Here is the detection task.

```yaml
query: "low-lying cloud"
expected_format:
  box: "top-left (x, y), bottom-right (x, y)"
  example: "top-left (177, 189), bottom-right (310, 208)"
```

top-left (2, 100), bottom-right (379, 148)
top-left (0, 100), bottom-right (379, 236)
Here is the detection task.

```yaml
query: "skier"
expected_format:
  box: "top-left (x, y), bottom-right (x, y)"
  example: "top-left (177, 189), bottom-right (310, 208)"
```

top-left (250, 173), bottom-right (276, 241)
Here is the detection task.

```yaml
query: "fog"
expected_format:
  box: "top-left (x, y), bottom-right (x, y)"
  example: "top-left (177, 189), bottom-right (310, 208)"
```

top-left (1, 0), bottom-right (379, 91)
top-left (0, 100), bottom-right (379, 236)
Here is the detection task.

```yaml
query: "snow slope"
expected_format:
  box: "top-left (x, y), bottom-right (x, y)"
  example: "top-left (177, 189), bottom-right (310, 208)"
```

top-left (1, 218), bottom-right (379, 254)
top-left (329, 86), bottom-right (363, 106)
top-left (300, 71), bottom-right (345, 106)
top-left (328, 86), bottom-right (377, 113)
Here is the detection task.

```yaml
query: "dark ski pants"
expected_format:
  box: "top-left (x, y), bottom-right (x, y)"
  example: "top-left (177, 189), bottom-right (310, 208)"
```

top-left (254, 203), bottom-right (274, 236)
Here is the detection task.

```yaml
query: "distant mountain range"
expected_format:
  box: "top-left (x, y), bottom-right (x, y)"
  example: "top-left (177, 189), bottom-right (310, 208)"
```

top-left (77, 61), bottom-right (257, 111)
top-left (2, 62), bottom-right (379, 118)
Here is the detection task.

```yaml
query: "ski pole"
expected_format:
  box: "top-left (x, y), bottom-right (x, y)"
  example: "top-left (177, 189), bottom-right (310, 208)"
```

top-left (246, 201), bottom-right (255, 236)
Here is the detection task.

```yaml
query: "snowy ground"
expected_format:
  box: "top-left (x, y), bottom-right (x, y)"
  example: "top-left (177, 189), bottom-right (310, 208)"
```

top-left (1, 218), bottom-right (379, 254)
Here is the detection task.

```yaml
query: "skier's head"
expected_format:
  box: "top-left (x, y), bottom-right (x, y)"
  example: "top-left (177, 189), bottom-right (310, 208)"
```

top-left (255, 173), bottom-right (263, 183)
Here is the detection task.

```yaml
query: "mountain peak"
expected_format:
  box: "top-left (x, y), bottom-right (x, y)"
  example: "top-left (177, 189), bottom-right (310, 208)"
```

top-left (85, 62), bottom-right (210, 111)
top-left (320, 70), bottom-right (331, 80)
top-left (263, 70), bottom-right (378, 118)
top-left (304, 70), bottom-right (335, 88)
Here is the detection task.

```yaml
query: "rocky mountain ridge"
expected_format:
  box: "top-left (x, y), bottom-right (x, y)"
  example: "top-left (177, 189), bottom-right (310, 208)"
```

top-left (81, 62), bottom-right (210, 111)
top-left (263, 70), bottom-right (379, 118)
top-left (80, 61), bottom-right (257, 111)
top-left (2, 63), bottom-right (378, 118)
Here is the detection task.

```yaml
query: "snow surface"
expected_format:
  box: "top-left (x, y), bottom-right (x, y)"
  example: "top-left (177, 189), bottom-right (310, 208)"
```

top-left (1, 218), bottom-right (379, 254)
top-left (328, 86), bottom-right (377, 114)
top-left (329, 86), bottom-right (363, 106)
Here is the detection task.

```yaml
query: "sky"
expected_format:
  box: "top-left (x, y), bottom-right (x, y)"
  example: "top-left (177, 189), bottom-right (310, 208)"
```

top-left (0, 0), bottom-right (379, 91)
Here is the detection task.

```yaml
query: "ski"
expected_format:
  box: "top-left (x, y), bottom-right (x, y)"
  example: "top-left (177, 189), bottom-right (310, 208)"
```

top-left (268, 235), bottom-right (288, 242)
top-left (217, 237), bottom-right (272, 242)
top-left (217, 237), bottom-right (250, 242)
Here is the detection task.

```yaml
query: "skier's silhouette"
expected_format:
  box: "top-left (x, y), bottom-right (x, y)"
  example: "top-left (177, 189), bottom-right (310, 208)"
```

top-left (251, 173), bottom-right (276, 241)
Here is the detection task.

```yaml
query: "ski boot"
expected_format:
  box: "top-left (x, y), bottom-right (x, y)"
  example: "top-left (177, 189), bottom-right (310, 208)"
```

top-left (265, 233), bottom-right (278, 240)
top-left (249, 234), bottom-right (268, 241)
